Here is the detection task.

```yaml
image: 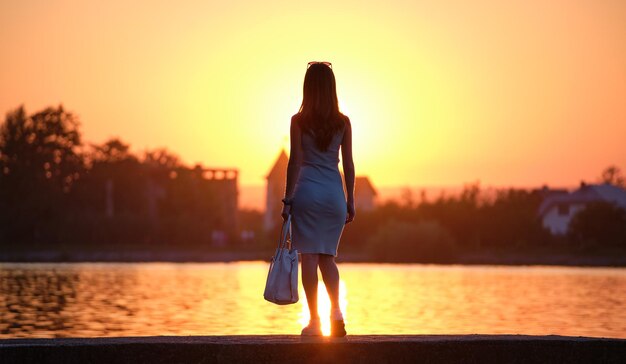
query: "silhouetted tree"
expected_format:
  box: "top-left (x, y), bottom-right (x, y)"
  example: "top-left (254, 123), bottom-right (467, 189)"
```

top-left (400, 186), bottom-right (415, 208)
top-left (143, 147), bottom-right (181, 170)
top-left (74, 138), bottom-right (145, 215)
top-left (477, 188), bottom-right (550, 249)
top-left (568, 202), bottom-right (626, 249)
top-left (0, 104), bottom-right (83, 245)
top-left (418, 182), bottom-right (482, 250)
top-left (89, 138), bottom-right (135, 164)
top-left (598, 165), bottom-right (625, 188)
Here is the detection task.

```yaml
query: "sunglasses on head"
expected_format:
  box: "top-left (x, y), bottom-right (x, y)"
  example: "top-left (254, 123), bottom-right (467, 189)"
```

top-left (307, 61), bottom-right (332, 69)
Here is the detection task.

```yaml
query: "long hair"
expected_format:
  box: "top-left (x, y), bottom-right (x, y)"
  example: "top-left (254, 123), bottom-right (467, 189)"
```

top-left (297, 63), bottom-right (348, 152)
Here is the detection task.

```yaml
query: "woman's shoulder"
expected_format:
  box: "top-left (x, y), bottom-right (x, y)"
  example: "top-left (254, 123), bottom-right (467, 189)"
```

top-left (290, 113), bottom-right (302, 129)
top-left (291, 113), bottom-right (301, 121)
top-left (339, 113), bottom-right (351, 130)
top-left (291, 113), bottom-right (303, 129)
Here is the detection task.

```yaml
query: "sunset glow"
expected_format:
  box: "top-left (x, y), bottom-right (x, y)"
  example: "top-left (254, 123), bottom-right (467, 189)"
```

top-left (1, 0), bottom-right (625, 209)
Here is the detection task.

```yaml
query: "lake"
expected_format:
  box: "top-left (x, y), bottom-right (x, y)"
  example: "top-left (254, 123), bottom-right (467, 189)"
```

top-left (1, 262), bottom-right (625, 338)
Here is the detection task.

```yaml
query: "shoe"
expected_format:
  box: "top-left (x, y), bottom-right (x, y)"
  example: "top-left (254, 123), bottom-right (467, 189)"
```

top-left (301, 317), bottom-right (323, 336)
top-left (330, 319), bottom-right (347, 337)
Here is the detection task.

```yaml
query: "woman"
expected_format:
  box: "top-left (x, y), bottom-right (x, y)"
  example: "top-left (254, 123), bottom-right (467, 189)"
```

top-left (281, 61), bottom-right (356, 337)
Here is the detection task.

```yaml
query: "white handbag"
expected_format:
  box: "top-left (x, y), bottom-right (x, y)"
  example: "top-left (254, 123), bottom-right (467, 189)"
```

top-left (263, 214), bottom-right (299, 305)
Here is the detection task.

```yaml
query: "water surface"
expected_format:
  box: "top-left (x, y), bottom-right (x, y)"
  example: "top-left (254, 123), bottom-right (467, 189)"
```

top-left (1, 262), bottom-right (625, 338)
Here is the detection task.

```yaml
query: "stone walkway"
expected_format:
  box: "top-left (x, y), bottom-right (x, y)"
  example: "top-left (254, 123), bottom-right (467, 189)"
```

top-left (2, 334), bottom-right (625, 363)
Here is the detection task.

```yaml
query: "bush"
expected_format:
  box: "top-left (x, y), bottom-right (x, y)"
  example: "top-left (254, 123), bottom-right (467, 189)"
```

top-left (366, 219), bottom-right (458, 263)
top-left (568, 202), bottom-right (626, 249)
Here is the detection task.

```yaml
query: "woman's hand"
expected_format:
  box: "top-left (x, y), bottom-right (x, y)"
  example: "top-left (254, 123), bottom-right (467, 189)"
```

top-left (281, 204), bottom-right (292, 221)
top-left (345, 202), bottom-right (356, 224)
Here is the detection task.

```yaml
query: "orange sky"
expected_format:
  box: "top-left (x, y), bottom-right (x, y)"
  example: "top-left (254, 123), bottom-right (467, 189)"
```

top-left (1, 0), bottom-right (625, 209)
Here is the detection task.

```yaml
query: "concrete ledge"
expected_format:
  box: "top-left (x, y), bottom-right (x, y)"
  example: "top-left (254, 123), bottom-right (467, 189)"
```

top-left (1, 335), bottom-right (625, 364)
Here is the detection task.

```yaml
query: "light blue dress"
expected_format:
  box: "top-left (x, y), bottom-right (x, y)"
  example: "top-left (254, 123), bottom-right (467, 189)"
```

top-left (292, 127), bottom-right (347, 256)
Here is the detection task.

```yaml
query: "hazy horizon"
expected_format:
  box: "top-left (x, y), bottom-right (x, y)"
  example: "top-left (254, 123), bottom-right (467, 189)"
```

top-left (238, 181), bottom-right (584, 211)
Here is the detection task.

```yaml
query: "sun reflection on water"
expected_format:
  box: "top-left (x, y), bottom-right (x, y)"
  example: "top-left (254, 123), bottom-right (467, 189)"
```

top-left (298, 280), bottom-right (347, 336)
top-left (1, 262), bottom-right (626, 338)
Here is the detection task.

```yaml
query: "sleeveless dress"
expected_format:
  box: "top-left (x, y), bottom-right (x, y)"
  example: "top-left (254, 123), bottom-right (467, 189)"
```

top-left (291, 126), bottom-right (347, 257)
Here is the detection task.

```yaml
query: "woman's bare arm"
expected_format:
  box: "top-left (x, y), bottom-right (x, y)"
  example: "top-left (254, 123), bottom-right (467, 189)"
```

top-left (284, 115), bottom-right (303, 199)
top-left (341, 118), bottom-right (355, 204)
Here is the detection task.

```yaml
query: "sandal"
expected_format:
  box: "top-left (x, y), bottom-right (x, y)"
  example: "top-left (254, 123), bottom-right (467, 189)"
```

top-left (330, 319), bottom-right (347, 337)
top-left (301, 317), bottom-right (323, 336)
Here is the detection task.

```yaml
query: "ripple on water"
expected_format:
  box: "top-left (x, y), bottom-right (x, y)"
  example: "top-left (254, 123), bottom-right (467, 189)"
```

top-left (0, 262), bottom-right (625, 338)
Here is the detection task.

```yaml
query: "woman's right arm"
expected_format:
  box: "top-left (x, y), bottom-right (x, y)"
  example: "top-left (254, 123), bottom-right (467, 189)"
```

top-left (282, 115), bottom-right (303, 220)
top-left (341, 117), bottom-right (356, 223)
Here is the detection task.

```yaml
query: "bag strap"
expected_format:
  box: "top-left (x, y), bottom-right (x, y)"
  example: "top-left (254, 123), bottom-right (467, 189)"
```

top-left (277, 214), bottom-right (292, 252)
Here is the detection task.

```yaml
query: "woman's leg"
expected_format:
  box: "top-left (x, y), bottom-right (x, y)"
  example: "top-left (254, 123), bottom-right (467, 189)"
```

top-left (300, 253), bottom-right (320, 319)
top-left (319, 254), bottom-right (347, 336)
top-left (318, 254), bottom-right (341, 311)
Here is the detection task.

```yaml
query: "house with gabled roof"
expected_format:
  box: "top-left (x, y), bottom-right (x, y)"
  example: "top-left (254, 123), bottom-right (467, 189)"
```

top-left (353, 176), bottom-right (378, 211)
top-left (538, 182), bottom-right (626, 235)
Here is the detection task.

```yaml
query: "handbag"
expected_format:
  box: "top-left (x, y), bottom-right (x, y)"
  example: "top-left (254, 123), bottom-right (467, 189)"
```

top-left (263, 214), bottom-right (299, 305)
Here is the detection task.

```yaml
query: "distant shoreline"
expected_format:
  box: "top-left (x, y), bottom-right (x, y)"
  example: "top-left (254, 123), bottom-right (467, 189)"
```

top-left (1, 250), bottom-right (625, 268)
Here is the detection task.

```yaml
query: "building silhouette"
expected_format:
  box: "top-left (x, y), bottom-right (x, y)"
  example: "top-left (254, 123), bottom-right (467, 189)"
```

top-left (264, 149), bottom-right (288, 231)
top-left (194, 166), bottom-right (239, 244)
top-left (354, 176), bottom-right (378, 211)
top-left (102, 165), bottom-right (239, 244)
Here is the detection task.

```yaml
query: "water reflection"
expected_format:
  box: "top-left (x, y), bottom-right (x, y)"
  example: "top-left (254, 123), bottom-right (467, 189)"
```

top-left (1, 262), bottom-right (625, 338)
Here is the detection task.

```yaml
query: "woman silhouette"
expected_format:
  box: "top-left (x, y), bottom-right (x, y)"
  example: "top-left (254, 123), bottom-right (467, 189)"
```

top-left (281, 61), bottom-right (355, 337)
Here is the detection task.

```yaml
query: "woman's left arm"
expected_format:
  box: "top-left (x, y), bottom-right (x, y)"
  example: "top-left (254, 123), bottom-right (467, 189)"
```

top-left (341, 117), bottom-right (356, 223)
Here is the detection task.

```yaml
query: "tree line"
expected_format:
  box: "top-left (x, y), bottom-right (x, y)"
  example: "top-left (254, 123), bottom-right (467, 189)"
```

top-left (0, 104), bottom-right (247, 250)
top-left (340, 172), bottom-right (626, 262)
top-left (1, 103), bottom-right (624, 262)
